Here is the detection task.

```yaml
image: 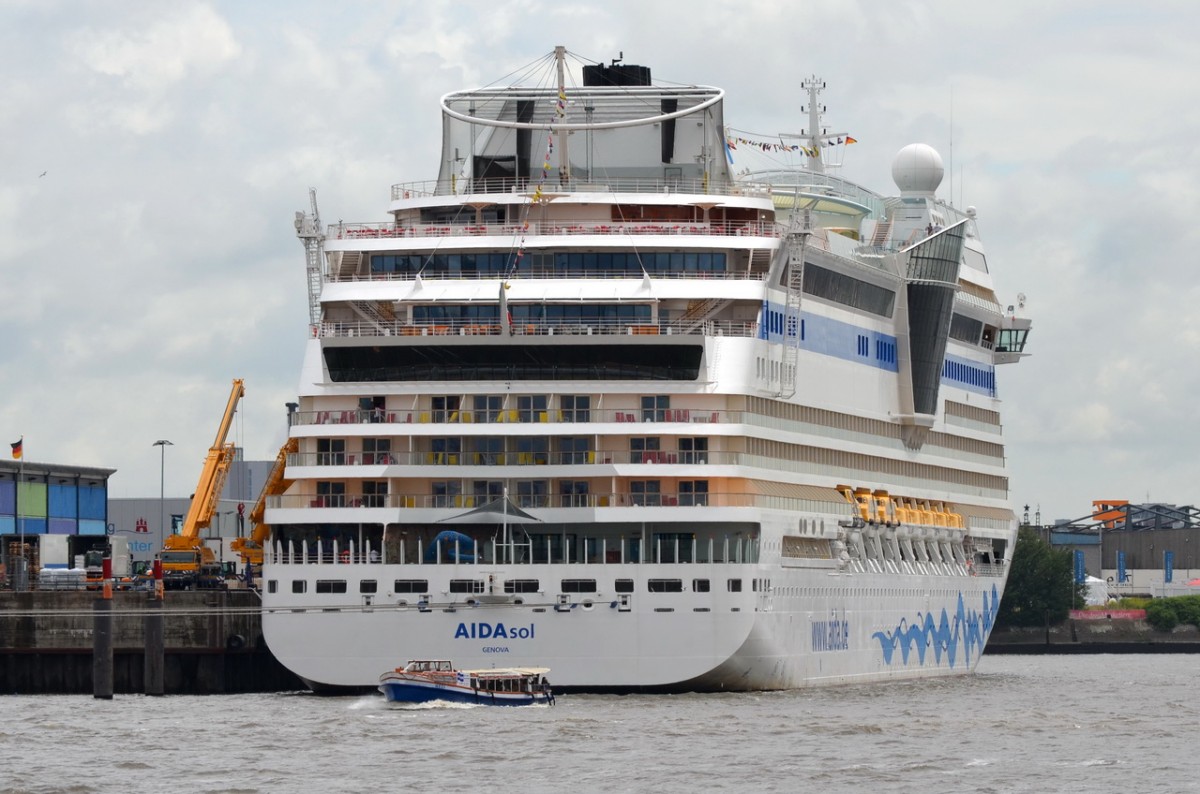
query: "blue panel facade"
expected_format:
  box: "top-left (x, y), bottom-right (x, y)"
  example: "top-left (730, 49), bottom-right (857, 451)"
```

top-left (79, 486), bottom-right (107, 520)
top-left (0, 480), bottom-right (13, 514)
top-left (0, 516), bottom-right (13, 533)
top-left (48, 517), bottom-right (77, 535)
top-left (49, 484), bottom-right (79, 518)
top-left (78, 519), bottom-right (107, 536)
top-left (16, 517), bottom-right (47, 535)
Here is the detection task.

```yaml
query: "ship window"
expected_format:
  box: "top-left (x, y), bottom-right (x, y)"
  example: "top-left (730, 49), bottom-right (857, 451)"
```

top-left (515, 479), bottom-right (549, 508)
top-left (323, 343), bottom-right (703, 382)
top-left (316, 580), bottom-right (348, 594)
top-left (641, 395), bottom-right (670, 422)
top-left (692, 579), bottom-right (710, 592)
top-left (560, 395), bottom-right (591, 422)
top-left (450, 579), bottom-right (485, 594)
top-left (504, 579), bottom-right (540, 594)
top-left (727, 579), bottom-right (742, 592)
top-left (559, 480), bottom-right (589, 507)
top-left (292, 580), bottom-right (306, 594)
top-left (631, 480), bottom-right (661, 506)
top-left (267, 580), bottom-right (278, 593)
top-left (394, 579), bottom-right (429, 593)
top-left (517, 394), bottom-right (548, 422)
top-left (615, 579), bottom-right (635, 593)
top-left (515, 436), bottom-right (549, 465)
top-left (679, 480), bottom-right (709, 507)
top-left (359, 580), bottom-right (378, 594)
top-left (949, 313), bottom-right (982, 344)
top-left (801, 263), bottom-right (895, 317)
top-left (362, 437), bottom-right (391, 465)
top-left (561, 579), bottom-right (597, 593)
top-left (648, 579), bottom-right (683, 593)
top-left (431, 481), bottom-right (461, 507)
top-left (316, 481), bottom-right (345, 507)
top-left (630, 437), bottom-right (660, 464)
top-left (678, 437), bottom-right (708, 464)
top-left (317, 438), bottom-right (345, 466)
top-left (557, 436), bottom-right (592, 464)
top-left (362, 481), bottom-right (388, 507)
top-left (472, 394), bottom-right (503, 423)
top-left (431, 395), bottom-right (461, 423)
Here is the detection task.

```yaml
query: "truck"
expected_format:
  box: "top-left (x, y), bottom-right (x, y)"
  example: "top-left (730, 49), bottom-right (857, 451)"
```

top-left (152, 379), bottom-right (244, 590)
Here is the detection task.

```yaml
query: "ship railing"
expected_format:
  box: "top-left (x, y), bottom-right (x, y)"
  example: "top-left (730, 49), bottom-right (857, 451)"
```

top-left (269, 490), bottom-right (781, 511)
top-left (335, 269), bottom-right (767, 283)
top-left (265, 532), bottom-right (761, 567)
top-left (971, 562), bottom-right (1007, 578)
top-left (284, 449), bottom-right (736, 468)
top-left (327, 219), bottom-right (782, 242)
top-left (313, 318), bottom-right (759, 339)
top-left (389, 176), bottom-right (775, 201)
top-left (290, 407), bottom-right (741, 427)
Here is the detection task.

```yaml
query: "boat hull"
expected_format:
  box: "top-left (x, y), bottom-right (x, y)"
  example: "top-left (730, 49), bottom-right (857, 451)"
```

top-left (378, 675), bottom-right (551, 706)
top-left (263, 562), bottom-right (1005, 692)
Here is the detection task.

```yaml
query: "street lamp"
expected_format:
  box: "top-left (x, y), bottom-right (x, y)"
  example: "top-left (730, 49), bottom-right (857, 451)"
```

top-left (152, 440), bottom-right (173, 551)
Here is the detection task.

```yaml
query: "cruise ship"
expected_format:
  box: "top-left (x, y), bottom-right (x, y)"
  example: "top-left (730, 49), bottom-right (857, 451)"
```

top-left (259, 47), bottom-right (1032, 692)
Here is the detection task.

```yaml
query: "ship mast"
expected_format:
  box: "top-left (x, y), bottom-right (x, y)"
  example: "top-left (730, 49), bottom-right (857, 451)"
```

top-left (554, 45), bottom-right (571, 185)
top-left (801, 76), bottom-right (825, 174)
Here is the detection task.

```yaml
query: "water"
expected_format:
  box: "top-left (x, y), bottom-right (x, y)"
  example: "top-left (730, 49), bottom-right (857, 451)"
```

top-left (3, 655), bottom-right (1196, 793)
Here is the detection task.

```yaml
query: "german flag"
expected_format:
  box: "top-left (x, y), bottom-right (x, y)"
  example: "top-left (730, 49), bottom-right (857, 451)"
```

top-left (10, 437), bottom-right (22, 460)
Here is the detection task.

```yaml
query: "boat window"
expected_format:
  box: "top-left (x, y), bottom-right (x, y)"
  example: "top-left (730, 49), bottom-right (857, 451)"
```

top-left (692, 579), bottom-right (710, 593)
top-left (561, 579), bottom-right (597, 593)
top-left (560, 395), bottom-right (591, 422)
top-left (727, 578), bottom-right (742, 592)
top-left (359, 580), bottom-right (378, 594)
top-left (615, 579), bottom-right (634, 593)
top-left (647, 579), bottom-right (683, 593)
top-left (291, 580), bottom-right (306, 594)
top-left (323, 344), bottom-right (704, 382)
top-left (504, 579), bottom-right (540, 594)
top-left (450, 579), bottom-right (485, 594)
top-left (394, 579), bottom-right (429, 593)
top-left (267, 580), bottom-right (277, 594)
top-left (316, 580), bottom-right (348, 594)
top-left (800, 263), bottom-right (895, 318)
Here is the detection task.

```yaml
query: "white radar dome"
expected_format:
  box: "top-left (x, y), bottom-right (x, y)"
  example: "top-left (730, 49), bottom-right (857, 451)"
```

top-left (892, 143), bottom-right (944, 194)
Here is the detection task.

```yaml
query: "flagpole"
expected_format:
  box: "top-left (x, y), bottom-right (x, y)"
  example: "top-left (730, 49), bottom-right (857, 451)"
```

top-left (17, 437), bottom-right (25, 590)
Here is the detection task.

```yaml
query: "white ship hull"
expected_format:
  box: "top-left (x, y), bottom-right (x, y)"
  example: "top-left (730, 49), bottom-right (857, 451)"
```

top-left (260, 49), bottom-right (1030, 692)
top-left (263, 559), bottom-right (1002, 691)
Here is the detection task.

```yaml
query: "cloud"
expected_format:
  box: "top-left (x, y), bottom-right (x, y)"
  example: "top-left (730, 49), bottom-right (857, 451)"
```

top-left (1, 0), bottom-right (1197, 524)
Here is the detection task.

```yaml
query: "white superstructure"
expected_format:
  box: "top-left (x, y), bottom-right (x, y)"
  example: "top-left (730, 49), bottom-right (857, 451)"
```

top-left (261, 49), bottom-right (1032, 691)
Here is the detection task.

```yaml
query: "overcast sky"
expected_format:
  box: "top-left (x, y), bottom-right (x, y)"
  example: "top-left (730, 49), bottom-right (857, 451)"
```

top-left (1, 1), bottom-right (1196, 524)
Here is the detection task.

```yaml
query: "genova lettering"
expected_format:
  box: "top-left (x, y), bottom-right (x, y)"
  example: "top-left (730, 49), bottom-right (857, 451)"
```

top-left (454, 622), bottom-right (535, 640)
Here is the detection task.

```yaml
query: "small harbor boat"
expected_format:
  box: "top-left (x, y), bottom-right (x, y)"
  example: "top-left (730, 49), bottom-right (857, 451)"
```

top-left (378, 660), bottom-right (554, 706)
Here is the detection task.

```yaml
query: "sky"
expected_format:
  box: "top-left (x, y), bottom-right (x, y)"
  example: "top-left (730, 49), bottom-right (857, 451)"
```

top-left (1, 0), bottom-right (1197, 524)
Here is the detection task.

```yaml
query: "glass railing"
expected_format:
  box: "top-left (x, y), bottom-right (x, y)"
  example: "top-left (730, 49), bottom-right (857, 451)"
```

top-left (311, 318), bottom-right (759, 339)
top-left (328, 218), bottom-right (781, 242)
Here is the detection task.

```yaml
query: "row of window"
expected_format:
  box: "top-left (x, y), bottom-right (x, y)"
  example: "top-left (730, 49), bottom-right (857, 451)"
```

top-left (276, 577), bottom-right (750, 595)
top-left (370, 251), bottom-right (728, 275)
top-left (413, 303), bottom-right (653, 323)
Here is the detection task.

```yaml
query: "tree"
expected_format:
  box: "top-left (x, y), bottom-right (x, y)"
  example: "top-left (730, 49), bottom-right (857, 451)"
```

top-left (996, 526), bottom-right (1083, 628)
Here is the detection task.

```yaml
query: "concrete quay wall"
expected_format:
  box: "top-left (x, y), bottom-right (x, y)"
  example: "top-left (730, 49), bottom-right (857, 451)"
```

top-left (986, 618), bottom-right (1200, 654)
top-left (0, 590), bottom-right (303, 694)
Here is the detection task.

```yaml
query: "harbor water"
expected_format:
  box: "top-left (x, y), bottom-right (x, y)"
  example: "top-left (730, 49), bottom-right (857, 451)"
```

top-left (3, 654), bottom-right (1197, 793)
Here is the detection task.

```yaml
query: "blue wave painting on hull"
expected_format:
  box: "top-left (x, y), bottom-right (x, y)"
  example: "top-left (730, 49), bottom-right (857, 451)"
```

top-left (871, 584), bottom-right (1000, 668)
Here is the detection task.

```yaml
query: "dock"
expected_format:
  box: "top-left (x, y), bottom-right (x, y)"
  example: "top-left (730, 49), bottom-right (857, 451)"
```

top-left (0, 589), bottom-right (303, 694)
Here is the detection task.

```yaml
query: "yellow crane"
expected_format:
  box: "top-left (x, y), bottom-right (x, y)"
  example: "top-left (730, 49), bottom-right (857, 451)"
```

top-left (157, 378), bottom-right (245, 589)
top-left (231, 437), bottom-right (297, 577)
